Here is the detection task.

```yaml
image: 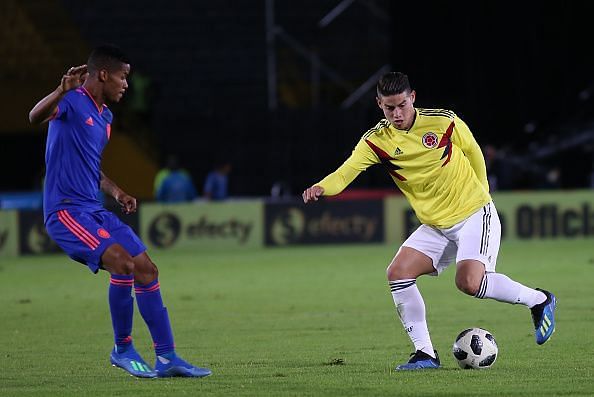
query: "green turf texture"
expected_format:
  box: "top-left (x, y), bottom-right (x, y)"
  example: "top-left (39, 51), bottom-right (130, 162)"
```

top-left (1, 240), bottom-right (593, 396)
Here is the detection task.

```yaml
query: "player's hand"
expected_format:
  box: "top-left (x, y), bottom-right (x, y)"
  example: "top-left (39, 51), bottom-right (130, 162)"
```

top-left (117, 193), bottom-right (137, 214)
top-left (59, 65), bottom-right (88, 93)
top-left (302, 185), bottom-right (324, 203)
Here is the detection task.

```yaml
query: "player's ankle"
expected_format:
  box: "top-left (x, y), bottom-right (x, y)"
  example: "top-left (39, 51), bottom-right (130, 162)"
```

top-left (115, 343), bottom-right (133, 354)
top-left (157, 351), bottom-right (176, 359)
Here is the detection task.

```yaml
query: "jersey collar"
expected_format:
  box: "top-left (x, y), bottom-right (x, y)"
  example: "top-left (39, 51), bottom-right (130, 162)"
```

top-left (80, 86), bottom-right (104, 115)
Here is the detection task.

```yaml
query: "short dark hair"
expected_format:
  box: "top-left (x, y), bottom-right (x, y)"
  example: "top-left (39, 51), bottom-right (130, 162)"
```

top-left (87, 44), bottom-right (129, 74)
top-left (376, 72), bottom-right (411, 97)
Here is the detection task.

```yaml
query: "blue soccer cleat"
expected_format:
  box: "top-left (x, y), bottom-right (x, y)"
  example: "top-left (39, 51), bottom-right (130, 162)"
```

top-left (110, 346), bottom-right (157, 378)
top-left (155, 353), bottom-right (212, 378)
top-left (395, 350), bottom-right (441, 370)
top-left (531, 288), bottom-right (557, 345)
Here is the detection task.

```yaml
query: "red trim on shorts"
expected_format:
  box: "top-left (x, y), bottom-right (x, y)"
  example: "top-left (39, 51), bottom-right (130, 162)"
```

top-left (57, 210), bottom-right (100, 250)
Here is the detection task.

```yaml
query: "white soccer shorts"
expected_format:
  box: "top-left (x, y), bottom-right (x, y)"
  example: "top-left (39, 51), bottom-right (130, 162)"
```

top-left (401, 201), bottom-right (501, 275)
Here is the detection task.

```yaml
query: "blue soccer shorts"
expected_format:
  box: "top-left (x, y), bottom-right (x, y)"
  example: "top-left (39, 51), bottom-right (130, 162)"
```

top-left (45, 208), bottom-right (146, 273)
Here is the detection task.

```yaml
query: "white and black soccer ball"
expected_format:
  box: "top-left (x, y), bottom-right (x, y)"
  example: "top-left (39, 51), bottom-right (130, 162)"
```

top-left (452, 327), bottom-right (498, 369)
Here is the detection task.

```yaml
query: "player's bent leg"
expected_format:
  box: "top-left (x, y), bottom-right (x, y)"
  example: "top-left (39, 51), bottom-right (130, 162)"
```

top-left (455, 260), bottom-right (485, 296)
top-left (388, 247), bottom-right (440, 370)
top-left (131, 251), bottom-right (158, 285)
top-left (132, 252), bottom-right (212, 378)
top-left (101, 244), bottom-right (157, 377)
top-left (386, 247), bottom-right (436, 281)
top-left (466, 262), bottom-right (556, 345)
top-left (101, 243), bottom-right (136, 276)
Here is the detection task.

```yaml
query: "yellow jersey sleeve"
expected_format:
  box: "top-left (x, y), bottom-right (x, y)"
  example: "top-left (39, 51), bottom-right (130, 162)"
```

top-left (452, 116), bottom-right (489, 192)
top-left (316, 139), bottom-right (380, 195)
top-left (312, 113), bottom-right (491, 228)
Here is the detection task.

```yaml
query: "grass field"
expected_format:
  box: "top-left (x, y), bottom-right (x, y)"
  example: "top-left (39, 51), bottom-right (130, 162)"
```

top-left (1, 239), bottom-right (593, 396)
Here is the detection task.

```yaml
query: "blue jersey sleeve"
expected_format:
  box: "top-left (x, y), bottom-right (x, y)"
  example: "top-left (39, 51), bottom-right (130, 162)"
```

top-left (50, 95), bottom-right (74, 121)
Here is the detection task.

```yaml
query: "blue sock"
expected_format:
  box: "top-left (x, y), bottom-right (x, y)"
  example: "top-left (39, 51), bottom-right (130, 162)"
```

top-left (109, 274), bottom-right (134, 353)
top-left (135, 279), bottom-right (175, 357)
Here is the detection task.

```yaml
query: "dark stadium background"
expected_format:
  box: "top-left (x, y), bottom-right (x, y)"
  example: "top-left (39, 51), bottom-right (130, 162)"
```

top-left (2, 0), bottom-right (594, 199)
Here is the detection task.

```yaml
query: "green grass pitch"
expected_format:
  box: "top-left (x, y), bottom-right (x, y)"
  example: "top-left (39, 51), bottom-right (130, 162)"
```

top-left (1, 240), bottom-right (593, 396)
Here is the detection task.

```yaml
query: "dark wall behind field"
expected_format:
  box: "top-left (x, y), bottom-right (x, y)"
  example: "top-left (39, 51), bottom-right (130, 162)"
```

top-left (3, 1), bottom-right (594, 195)
top-left (58, 0), bottom-right (393, 196)
top-left (387, 2), bottom-right (594, 145)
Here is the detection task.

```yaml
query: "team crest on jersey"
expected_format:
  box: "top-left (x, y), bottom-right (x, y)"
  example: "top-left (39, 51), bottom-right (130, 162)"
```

top-left (422, 132), bottom-right (438, 148)
top-left (97, 228), bottom-right (111, 239)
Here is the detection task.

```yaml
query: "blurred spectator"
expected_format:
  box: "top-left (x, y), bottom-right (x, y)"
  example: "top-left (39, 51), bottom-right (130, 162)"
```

top-left (483, 144), bottom-right (502, 191)
top-left (483, 144), bottom-right (514, 191)
top-left (203, 161), bottom-right (232, 201)
top-left (154, 155), bottom-right (172, 196)
top-left (154, 155), bottom-right (188, 196)
top-left (155, 155), bottom-right (197, 203)
top-left (270, 180), bottom-right (292, 201)
top-left (537, 167), bottom-right (562, 189)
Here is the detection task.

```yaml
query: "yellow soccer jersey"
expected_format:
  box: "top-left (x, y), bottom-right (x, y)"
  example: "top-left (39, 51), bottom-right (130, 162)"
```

top-left (316, 108), bottom-right (491, 228)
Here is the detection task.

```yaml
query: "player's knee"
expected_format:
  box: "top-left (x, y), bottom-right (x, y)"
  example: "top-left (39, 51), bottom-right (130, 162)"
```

top-left (387, 247), bottom-right (434, 281)
top-left (386, 263), bottom-right (404, 281)
top-left (134, 260), bottom-right (159, 284)
top-left (111, 257), bottom-right (135, 275)
top-left (143, 263), bottom-right (158, 281)
top-left (455, 273), bottom-right (480, 296)
top-left (102, 245), bottom-right (136, 275)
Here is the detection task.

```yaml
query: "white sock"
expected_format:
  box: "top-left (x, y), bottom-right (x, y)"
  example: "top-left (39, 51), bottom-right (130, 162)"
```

top-left (389, 279), bottom-right (435, 358)
top-left (475, 273), bottom-right (546, 308)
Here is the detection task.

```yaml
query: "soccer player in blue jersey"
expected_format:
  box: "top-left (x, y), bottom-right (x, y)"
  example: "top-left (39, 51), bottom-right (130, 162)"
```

top-left (29, 45), bottom-right (211, 378)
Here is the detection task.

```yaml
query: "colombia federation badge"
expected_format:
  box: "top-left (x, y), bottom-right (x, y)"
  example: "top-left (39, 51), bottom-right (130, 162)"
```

top-left (422, 132), bottom-right (438, 148)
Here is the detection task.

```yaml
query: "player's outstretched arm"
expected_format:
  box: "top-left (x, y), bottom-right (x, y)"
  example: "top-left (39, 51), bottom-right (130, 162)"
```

top-left (29, 65), bottom-right (88, 124)
top-left (302, 185), bottom-right (324, 203)
top-left (100, 172), bottom-right (137, 214)
top-left (302, 140), bottom-right (372, 204)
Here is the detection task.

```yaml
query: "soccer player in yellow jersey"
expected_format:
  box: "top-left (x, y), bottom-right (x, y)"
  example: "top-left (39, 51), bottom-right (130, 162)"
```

top-left (302, 72), bottom-right (557, 370)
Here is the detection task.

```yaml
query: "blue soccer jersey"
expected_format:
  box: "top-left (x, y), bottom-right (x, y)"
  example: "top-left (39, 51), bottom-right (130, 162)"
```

top-left (44, 87), bottom-right (112, 221)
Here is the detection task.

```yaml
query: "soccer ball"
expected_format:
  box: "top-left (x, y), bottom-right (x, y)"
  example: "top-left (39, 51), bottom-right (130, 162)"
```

top-left (452, 327), bottom-right (498, 369)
